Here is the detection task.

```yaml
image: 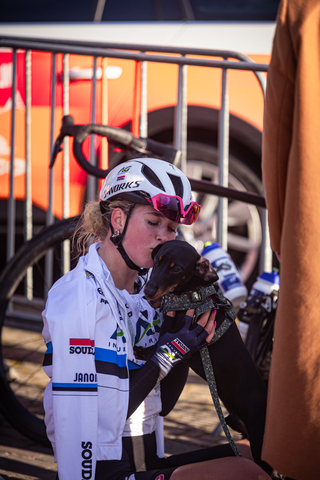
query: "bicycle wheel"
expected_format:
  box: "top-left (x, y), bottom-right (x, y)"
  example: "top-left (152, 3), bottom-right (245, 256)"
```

top-left (0, 216), bottom-right (80, 446)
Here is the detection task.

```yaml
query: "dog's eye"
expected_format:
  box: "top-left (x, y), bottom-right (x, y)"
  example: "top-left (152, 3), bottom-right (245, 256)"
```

top-left (171, 266), bottom-right (182, 274)
top-left (154, 257), bottom-right (159, 266)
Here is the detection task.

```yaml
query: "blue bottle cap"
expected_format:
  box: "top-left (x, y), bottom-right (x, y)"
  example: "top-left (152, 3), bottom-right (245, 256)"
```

top-left (201, 242), bottom-right (221, 256)
top-left (258, 270), bottom-right (280, 285)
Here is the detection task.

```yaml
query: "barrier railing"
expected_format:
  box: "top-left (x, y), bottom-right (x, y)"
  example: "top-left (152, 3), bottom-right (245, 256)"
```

top-left (0, 35), bottom-right (271, 289)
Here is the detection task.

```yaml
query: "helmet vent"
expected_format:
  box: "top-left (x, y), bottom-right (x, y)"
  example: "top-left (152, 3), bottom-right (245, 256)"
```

top-left (168, 173), bottom-right (184, 198)
top-left (141, 164), bottom-right (165, 191)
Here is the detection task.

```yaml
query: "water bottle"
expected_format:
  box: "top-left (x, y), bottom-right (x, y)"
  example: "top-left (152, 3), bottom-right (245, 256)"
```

top-left (237, 269), bottom-right (280, 342)
top-left (201, 242), bottom-right (248, 311)
top-left (249, 270), bottom-right (280, 296)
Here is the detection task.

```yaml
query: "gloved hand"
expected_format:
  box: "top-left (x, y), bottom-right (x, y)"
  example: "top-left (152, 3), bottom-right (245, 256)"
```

top-left (151, 314), bottom-right (208, 375)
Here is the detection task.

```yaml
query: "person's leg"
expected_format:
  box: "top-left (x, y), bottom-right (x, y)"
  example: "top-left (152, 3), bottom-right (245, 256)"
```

top-left (96, 454), bottom-right (270, 480)
top-left (170, 456), bottom-right (271, 480)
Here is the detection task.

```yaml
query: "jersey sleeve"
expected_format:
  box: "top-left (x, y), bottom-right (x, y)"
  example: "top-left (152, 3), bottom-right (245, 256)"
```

top-left (42, 273), bottom-right (98, 480)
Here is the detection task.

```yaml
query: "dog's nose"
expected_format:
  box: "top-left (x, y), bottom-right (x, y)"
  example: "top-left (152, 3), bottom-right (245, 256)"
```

top-left (144, 283), bottom-right (158, 299)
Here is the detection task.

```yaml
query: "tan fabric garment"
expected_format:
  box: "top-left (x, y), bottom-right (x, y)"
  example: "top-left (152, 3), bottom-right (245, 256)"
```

top-left (261, 0), bottom-right (320, 478)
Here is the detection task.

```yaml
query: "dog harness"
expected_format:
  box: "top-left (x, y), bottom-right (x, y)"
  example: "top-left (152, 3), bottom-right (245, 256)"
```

top-left (160, 282), bottom-right (241, 457)
top-left (161, 283), bottom-right (235, 320)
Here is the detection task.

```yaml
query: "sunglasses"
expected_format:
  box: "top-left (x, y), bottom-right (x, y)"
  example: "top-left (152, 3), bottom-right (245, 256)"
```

top-left (151, 193), bottom-right (201, 225)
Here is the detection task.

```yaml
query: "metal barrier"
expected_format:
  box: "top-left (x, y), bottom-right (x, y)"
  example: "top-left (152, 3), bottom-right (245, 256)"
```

top-left (0, 35), bottom-right (271, 289)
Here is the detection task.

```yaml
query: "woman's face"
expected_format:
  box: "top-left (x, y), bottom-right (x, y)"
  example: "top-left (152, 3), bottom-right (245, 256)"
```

top-left (121, 204), bottom-right (178, 269)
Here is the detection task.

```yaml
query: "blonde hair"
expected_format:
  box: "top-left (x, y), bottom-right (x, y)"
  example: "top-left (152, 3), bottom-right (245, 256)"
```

top-left (72, 198), bottom-right (134, 257)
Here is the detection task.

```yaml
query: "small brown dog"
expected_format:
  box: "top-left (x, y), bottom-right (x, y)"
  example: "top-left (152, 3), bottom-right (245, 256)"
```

top-left (142, 240), bottom-right (271, 476)
top-left (144, 240), bottom-right (219, 309)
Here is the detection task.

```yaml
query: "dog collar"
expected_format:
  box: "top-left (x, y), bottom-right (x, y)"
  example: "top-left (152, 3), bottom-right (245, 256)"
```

top-left (160, 283), bottom-right (235, 318)
top-left (160, 283), bottom-right (236, 344)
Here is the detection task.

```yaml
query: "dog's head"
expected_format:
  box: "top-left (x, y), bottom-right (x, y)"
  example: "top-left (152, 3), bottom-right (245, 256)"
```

top-left (144, 240), bottom-right (219, 308)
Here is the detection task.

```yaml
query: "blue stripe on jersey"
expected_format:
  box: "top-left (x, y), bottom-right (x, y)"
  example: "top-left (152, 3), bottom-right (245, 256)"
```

top-left (45, 341), bottom-right (53, 354)
top-left (95, 347), bottom-right (126, 367)
top-left (52, 383), bottom-right (97, 392)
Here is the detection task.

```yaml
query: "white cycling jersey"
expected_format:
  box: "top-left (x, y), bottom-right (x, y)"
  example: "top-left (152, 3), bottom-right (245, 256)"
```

top-left (42, 242), bottom-right (162, 480)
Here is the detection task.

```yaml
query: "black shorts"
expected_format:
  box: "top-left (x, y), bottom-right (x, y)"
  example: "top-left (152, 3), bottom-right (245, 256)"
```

top-left (56, 432), bottom-right (235, 480)
top-left (95, 433), bottom-right (176, 480)
top-left (96, 432), bottom-right (235, 480)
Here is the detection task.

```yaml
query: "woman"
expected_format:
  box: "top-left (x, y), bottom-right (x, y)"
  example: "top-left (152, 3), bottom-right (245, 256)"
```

top-left (42, 157), bottom-right (271, 480)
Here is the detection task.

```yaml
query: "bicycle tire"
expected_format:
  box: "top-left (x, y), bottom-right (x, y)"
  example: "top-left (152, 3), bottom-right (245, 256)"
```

top-left (249, 312), bottom-right (275, 386)
top-left (242, 296), bottom-right (277, 387)
top-left (0, 216), bottom-right (79, 446)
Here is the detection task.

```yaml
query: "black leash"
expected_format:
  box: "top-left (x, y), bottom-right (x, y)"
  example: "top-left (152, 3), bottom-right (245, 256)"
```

top-left (160, 283), bottom-right (241, 457)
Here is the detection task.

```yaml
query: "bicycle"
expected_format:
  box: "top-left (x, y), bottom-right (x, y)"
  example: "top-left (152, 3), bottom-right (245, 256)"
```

top-left (238, 289), bottom-right (278, 387)
top-left (0, 115), bottom-right (267, 445)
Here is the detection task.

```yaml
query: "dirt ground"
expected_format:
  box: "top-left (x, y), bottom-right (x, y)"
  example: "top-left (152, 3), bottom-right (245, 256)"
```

top-left (0, 370), bottom-right (241, 479)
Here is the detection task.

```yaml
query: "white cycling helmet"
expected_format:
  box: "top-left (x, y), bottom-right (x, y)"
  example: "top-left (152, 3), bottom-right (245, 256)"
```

top-left (99, 157), bottom-right (200, 225)
top-left (99, 158), bottom-right (200, 275)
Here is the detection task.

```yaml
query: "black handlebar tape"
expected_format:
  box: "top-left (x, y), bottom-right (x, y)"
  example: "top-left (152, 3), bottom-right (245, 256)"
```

top-left (50, 114), bottom-right (177, 176)
top-left (72, 124), bottom-right (144, 178)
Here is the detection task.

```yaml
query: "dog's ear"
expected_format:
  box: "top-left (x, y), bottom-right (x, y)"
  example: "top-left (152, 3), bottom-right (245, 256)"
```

top-left (195, 256), bottom-right (219, 282)
top-left (151, 243), bottom-right (164, 260)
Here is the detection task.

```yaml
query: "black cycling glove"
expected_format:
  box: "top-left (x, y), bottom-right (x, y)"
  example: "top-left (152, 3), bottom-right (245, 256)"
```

top-left (151, 315), bottom-right (208, 375)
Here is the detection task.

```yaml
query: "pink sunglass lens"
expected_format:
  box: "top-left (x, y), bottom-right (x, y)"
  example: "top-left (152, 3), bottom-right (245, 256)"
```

top-left (180, 204), bottom-right (201, 225)
top-left (153, 194), bottom-right (200, 225)
top-left (154, 195), bottom-right (180, 222)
